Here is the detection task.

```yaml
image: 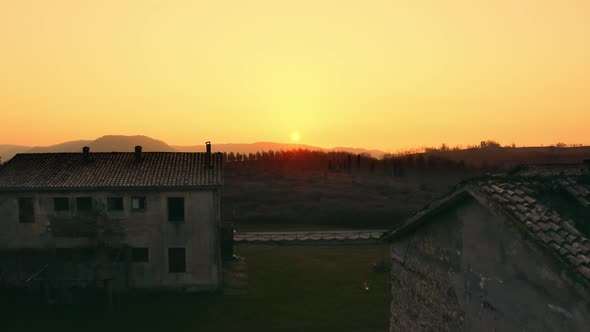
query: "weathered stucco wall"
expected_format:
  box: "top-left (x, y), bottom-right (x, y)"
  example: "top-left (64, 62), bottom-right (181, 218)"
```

top-left (390, 197), bottom-right (590, 331)
top-left (0, 189), bottom-right (221, 290)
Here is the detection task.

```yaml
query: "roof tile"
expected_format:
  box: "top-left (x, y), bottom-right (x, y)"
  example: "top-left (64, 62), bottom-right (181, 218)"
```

top-left (536, 233), bottom-right (553, 244)
top-left (561, 222), bottom-right (582, 237)
top-left (564, 244), bottom-right (581, 256)
top-left (480, 185), bottom-right (493, 193)
top-left (525, 221), bottom-right (540, 233)
top-left (523, 196), bottom-right (536, 204)
top-left (547, 231), bottom-right (565, 245)
top-left (577, 254), bottom-right (590, 265)
top-left (577, 266), bottom-right (590, 280)
top-left (529, 214), bottom-right (541, 223)
top-left (490, 185), bottom-right (504, 194)
top-left (0, 152), bottom-right (224, 190)
top-left (565, 186), bottom-right (581, 197)
top-left (575, 185), bottom-right (589, 197)
top-left (514, 212), bottom-right (528, 222)
top-left (567, 255), bottom-right (583, 267)
top-left (537, 222), bottom-right (552, 232)
top-left (576, 196), bottom-right (590, 207)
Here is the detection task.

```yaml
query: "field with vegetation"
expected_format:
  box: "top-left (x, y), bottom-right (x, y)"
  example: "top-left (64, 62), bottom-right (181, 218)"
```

top-left (4, 245), bottom-right (391, 332)
top-left (221, 144), bottom-right (590, 231)
top-left (223, 166), bottom-right (470, 231)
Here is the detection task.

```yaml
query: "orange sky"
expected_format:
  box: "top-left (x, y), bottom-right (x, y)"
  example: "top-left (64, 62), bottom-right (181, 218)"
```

top-left (1, 0), bottom-right (589, 151)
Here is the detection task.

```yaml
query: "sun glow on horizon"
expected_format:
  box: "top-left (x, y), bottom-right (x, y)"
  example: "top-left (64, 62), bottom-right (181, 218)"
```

top-left (291, 132), bottom-right (301, 142)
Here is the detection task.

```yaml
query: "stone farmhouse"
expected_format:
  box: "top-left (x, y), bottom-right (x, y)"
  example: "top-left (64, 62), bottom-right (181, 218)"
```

top-left (0, 143), bottom-right (223, 294)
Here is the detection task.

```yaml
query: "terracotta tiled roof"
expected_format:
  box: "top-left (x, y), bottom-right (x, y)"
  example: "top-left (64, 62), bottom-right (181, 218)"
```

top-left (384, 165), bottom-right (590, 284)
top-left (0, 152), bottom-right (223, 191)
top-left (472, 176), bottom-right (590, 282)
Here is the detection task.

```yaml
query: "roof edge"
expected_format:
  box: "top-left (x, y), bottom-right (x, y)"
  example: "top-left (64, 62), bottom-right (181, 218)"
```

top-left (382, 187), bottom-right (470, 241)
top-left (0, 184), bottom-right (223, 193)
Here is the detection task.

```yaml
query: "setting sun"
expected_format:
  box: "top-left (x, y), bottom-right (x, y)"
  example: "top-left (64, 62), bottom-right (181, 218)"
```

top-left (291, 132), bottom-right (301, 142)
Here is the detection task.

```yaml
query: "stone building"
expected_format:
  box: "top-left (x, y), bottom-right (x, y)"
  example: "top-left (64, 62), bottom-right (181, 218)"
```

top-left (0, 144), bottom-right (223, 293)
top-left (384, 163), bottom-right (590, 331)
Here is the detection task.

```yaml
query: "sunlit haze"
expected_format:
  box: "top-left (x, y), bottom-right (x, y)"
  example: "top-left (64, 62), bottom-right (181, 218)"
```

top-left (1, 0), bottom-right (589, 151)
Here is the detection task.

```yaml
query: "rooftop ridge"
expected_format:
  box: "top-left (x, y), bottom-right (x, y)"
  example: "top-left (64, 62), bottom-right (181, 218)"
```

top-left (473, 177), bottom-right (590, 284)
top-left (0, 152), bottom-right (223, 190)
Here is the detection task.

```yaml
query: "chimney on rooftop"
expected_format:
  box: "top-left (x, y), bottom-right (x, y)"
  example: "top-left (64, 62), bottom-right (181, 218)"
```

top-left (206, 141), bottom-right (213, 168)
top-left (83, 146), bottom-right (90, 161)
top-left (135, 146), bottom-right (143, 162)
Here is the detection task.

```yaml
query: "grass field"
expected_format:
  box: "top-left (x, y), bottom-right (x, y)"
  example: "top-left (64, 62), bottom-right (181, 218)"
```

top-left (4, 245), bottom-right (391, 332)
top-left (222, 168), bottom-right (469, 230)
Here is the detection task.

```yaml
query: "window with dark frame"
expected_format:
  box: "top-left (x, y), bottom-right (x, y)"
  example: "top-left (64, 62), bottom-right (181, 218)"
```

top-left (168, 197), bottom-right (185, 222)
top-left (53, 197), bottom-right (70, 212)
top-left (76, 197), bottom-right (93, 212)
top-left (18, 198), bottom-right (35, 223)
top-left (131, 248), bottom-right (149, 263)
top-left (168, 248), bottom-right (186, 273)
top-left (107, 197), bottom-right (124, 211)
top-left (131, 197), bottom-right (147, 212)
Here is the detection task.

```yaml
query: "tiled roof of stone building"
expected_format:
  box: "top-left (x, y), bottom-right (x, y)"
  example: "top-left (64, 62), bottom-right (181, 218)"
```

top-left (0, 152), bottom-right (223, 191)
top-left (384, 164), bottom-right (590, 285)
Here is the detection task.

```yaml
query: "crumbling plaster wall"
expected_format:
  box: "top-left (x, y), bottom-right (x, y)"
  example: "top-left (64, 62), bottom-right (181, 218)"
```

top-left (0, 189), bottom-right (221, 290)
top-left (390, 198), bottom-right (590, 331)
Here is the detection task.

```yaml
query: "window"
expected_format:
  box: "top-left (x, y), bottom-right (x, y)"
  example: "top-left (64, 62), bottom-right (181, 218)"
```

top-left (76, 197), bottom-right (93, 212)
top-left (107, 197), bottom-right (124, 211)
top-left (168, 248), bottom-right (186, 273)
top-left (168, 197), bottom-right (185, 222)
top-left (131, 248), bottom-right (149, 263)
top-left (54, 197), bottom-right (70, 212)
top-left (18, 198), bottom-right (34, 223)
top-left (131, 197), bottom-right (146, 212)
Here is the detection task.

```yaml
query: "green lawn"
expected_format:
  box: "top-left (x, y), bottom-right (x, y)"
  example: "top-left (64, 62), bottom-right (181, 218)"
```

top-left (4, 245), bottom-right (391, 332)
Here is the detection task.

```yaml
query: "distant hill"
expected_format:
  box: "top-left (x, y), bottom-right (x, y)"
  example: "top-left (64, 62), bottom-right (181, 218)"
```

top-left (0, 145), bottom-right (30, 163)
top-left (26, 140), bottom-right (94, 154)
top-left (87, 135), bottom-right (175, 152)
top-left (0, 135), bottom-right (176, 162)
top-left (173, 142), bottom-right (387, 158)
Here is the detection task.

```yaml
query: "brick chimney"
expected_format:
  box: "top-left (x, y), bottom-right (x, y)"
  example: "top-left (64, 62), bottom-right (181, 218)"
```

top-left (135, 146), bottom-right (143, 162)
top-left (82, 146), bottom-right (90, 161)
top-left (206, 141), bottom-right (212, 168)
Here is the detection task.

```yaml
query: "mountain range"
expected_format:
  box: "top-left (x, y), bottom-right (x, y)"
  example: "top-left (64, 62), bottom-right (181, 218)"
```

top-left (0, 135), bottom-right (387, 162)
